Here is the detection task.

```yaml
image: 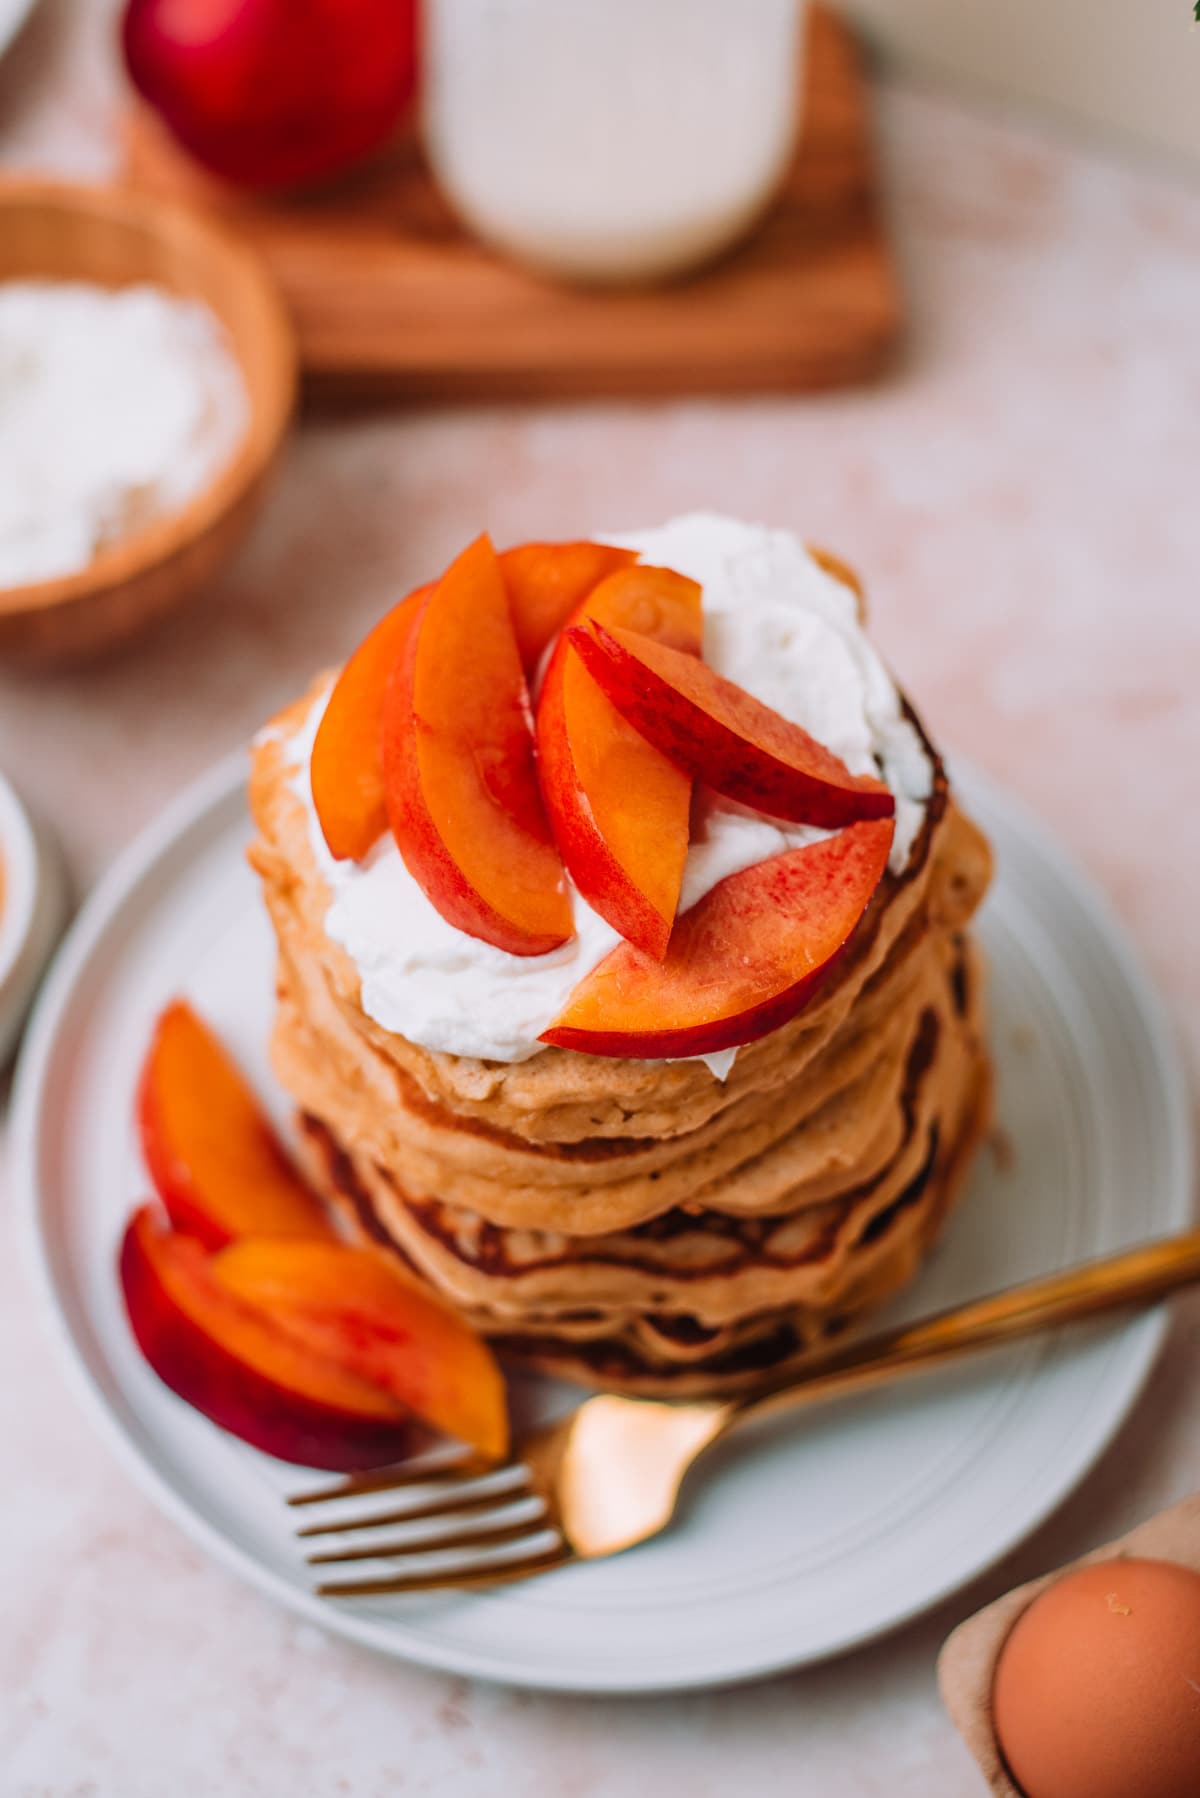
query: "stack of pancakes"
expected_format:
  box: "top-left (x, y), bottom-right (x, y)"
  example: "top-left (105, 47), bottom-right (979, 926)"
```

top-left (250, 683), bottom-right (992, 1396)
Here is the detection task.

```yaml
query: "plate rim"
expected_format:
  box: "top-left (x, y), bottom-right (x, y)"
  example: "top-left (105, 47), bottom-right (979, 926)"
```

top-left (10, 750), bottom-right (1195, 1694)
top-left (0, 0), bottom-right (37, 60)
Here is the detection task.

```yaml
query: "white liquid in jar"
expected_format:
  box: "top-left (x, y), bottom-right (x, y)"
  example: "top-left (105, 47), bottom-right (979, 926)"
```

top-left (422, 0), bottom-right (806, 283)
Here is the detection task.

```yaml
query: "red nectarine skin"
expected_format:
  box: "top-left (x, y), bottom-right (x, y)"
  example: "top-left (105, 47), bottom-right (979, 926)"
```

top-left (570, 621), bottom-right (895, 828)
top-left (214, 1240), bottom-right (509, 1461)
top-left (499, 541), bottom-right (637, 674)
top-left (541, 819), bottom-right (895, 1058)
top-left (120, 1205), bottom-right (416, 1472)
top-left (535, 565), bottom-right (703, 961)
top-left (382, 535), bottom-right (574, 956)
top-left (139, 1001), bottom-right (332, 1251)
top-left (311, 582), bottom-right (431, 861)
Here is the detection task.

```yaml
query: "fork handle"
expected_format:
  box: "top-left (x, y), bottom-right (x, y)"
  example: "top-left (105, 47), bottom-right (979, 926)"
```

top-left (727, 1229), bottom-right (1200, 1428)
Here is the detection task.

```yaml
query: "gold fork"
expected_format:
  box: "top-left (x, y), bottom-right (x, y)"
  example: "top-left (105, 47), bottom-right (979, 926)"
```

top-left (290, 1229), bottom-right (1200, 1599)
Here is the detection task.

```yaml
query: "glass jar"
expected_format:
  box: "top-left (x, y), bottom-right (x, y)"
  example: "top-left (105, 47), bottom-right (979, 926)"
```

top-left (422, 0), bottom-right (807, 284)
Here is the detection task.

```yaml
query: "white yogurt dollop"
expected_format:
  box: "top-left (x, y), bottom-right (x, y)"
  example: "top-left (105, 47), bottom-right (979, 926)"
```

top-left (283, 515), bottom-right (932, 1074)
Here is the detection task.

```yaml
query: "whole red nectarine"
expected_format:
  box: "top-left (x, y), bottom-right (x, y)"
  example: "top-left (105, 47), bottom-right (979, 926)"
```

top-left (123, 0), bottom-right (418, 190)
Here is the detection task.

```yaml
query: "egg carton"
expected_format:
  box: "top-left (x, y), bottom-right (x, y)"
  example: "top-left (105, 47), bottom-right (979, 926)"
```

top-left (939, 1490), bottom-right (1200, 1794)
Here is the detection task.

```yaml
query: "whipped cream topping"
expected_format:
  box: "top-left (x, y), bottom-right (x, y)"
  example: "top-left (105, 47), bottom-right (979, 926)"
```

top-left (283, 515), bottom-right (932, 1074)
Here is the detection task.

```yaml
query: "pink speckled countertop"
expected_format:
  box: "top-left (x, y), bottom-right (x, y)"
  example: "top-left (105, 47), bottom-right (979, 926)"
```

top-left (2, 6), bottom-right (1199, 1795)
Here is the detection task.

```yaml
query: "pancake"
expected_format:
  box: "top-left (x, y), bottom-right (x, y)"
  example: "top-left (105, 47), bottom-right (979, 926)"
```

top-left (497, 1047), bottom-right (992, 1395)
top-left (301, 1044), bottom-right (992, 1395)
top-left (247, 627), bottom-right (994, 1394)
top-left (271, 921), bottom-right (932, 1221)
top-left (294, 937), bottom-right (985, 1319)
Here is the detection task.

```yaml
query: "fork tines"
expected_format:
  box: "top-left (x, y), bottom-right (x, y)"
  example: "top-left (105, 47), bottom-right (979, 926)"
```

top-left (286, 1444), bottom-right (489, 1508)
top-left (287, 1453), bottom-right (571, 1598)
top-left (315, 1540), bottom-right (570, 1601)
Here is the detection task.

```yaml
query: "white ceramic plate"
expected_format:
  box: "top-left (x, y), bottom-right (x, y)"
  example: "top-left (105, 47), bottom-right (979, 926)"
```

top-left (0, 770), bottom-right (67, 1065)
top-left (0, 0), bottom-right (37, 60)
top-left (12, 756), bottom-right (1193, 1693)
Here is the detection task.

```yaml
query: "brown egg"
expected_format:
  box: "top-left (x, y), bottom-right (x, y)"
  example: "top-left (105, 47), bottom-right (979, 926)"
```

top-left (993, 1556), bottom-right (1200, 1798)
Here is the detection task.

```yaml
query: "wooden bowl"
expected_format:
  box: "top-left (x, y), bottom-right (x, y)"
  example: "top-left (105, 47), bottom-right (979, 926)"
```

top-left (0, 178), bottom-right (297, 660)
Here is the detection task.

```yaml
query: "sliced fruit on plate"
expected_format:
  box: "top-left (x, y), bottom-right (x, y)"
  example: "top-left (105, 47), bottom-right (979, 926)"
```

top-left (139, 1000), bottom-right (332, 1251)
top-left (536, 565), bottom-right (703, 960)
top-left (499, 540), bottom-right (637, 673)
top-left (541, 817), bottom-right (895, 1059)
top-left (311, 581), bottom-right (431, 861)
top-left (569, 621), bottom-right (895, 829)
top-left (119, 1205), bottom-right (416, 1471)
top-left (383, 534), bottom-right (574, 956)
top-left (214, 1239), bottom-right (509, 1461)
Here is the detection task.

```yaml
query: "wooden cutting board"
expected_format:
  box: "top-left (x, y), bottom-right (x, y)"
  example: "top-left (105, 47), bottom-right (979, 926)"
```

top-left (124, 6), bottom-right (900, 403)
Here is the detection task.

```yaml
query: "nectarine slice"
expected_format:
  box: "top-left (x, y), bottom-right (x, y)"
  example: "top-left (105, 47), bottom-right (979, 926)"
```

top-left (541, 818), bottom-right (894, 1058)
top-left (311, 582), bottom-right (431, 861)
top-left (570, 621), bottom-right (896, 828)
top-left (536, 566), bottom-right (702, 960)
top-left (383, 535), bottom-right (574, 957)
top-left (808, 545), bottom-right (864, 611)
top-left (120, 1205), bottom-right (415, 1471)
top-left (214, 1240), bottom-right (509, 1461)
top-left (311, 547), bottom-right (634, 862)
top-left (139, 1001), bottom-right (331, 1251)
top-left (499, 540), bottom-right (637, 673)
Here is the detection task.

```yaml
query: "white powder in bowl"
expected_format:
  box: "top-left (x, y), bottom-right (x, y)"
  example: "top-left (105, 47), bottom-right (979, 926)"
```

top-left (0, 280), bottom-right (249, 588)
